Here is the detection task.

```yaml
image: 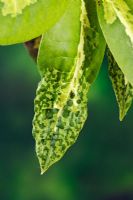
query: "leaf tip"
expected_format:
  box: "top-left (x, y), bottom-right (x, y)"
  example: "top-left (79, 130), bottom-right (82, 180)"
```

top-left (40, 168), bottom-right (47, 175)
top-left (119, 109), bottom-right (126, 122)
top-left (39, 159), bottom-right (49, 175)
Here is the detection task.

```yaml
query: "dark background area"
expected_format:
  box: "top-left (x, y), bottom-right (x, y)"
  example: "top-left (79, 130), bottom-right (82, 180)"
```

top-left (0, 44), bottom-right (133, 200)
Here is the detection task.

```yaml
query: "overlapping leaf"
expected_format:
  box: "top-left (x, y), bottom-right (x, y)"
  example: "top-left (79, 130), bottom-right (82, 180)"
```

top-left (0, 0), bottom-right (68, 45)
top-left (108, 50), bottom-right (133, 121)
top-left (1, 0), bottom-right (132, 175)
top-left (97, 0), bottom-right (133, 85)
top-left (85, 0), bottom-right (106, 84)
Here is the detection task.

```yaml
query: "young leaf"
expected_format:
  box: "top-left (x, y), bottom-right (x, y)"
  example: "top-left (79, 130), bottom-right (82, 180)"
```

top-left (33, 0), bottom-right (105, 174)
top-left (97, 0), bottom-right (133, 85)
top-left (108, 50), bottom-right (133, 121)
top-left (0, 0), bottom-right (68, 45)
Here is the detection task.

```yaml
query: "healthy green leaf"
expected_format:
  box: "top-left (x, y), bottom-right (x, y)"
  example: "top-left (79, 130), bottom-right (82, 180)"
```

top-left (33, 0), bottom-right (106, 174)
top-left (0, 0), bottom-right (68, 45)
top-left (84, 0), bottom-right (106, 84)
top-left (108, 50), bottom-right (133, 121)
top-left (97, 0), bottom-right (133, 85)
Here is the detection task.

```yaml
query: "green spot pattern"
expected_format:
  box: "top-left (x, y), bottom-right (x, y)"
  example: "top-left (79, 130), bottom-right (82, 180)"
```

top-left (32, 0), bottom-right (106, 174)
top-left (33, 65), bottom-right (89, 173)
top-left (108, 51), bottom-right (133, 121)
top-left (1, 0), bottom-right (37, 17)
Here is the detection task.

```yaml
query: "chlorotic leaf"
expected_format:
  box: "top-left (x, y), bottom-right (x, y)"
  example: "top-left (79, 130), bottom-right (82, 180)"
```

top-left (108, 50), bottom-right (133, 121)
top-left (33, 0), bottom-right (105, 174)
top-left (97, 0), bottom-right (133, 85)
top-left (0, 0), bottom-right (68, 45)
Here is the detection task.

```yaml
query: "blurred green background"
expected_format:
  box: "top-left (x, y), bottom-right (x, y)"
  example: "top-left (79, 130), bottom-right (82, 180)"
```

top-left (0, 44), bottom-right (133, 200)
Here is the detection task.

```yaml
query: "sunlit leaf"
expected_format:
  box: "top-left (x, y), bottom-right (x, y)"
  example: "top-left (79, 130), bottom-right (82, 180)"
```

top-left (0, 0), bottom-right (68, 44)
top-left (97, 0), bottom-right (133, 85)
top-left (32, 0), bottom-right (106, 174)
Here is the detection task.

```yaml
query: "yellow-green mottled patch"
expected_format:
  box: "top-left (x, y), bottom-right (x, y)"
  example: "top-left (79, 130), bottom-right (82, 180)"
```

top-left (33, 0), bottom-right (93, 174)
top-left (102, 0), bottom-right (117, 24)
top-left (1, 0), bottom-right (37, 17)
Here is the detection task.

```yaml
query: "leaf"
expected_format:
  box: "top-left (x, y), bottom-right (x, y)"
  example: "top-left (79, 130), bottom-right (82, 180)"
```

top-left (97, 0), bottom-right (133, 85)
top-left (84, 0), bottom-right (106, 84)
top-left (107, 50), bottom-right (133, 121)
top-left (33, 0), bottom-right (85, 174)
top-left (0, 0), bottom-right (68, 45)
top-left (33, 0), bottom-right (105, 174)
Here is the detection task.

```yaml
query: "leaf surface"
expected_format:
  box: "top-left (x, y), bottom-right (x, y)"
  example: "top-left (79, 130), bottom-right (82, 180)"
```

top-left (84, 0), bottom-right (106, 84)
top-left (97, 0), bottom-right (133, 85)
top-left (33, 0), bottom-right (106, 174)
top-left (0, 0), bottom-right (68, 44)
top-left (108, 50), bottom-right (133, 121)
